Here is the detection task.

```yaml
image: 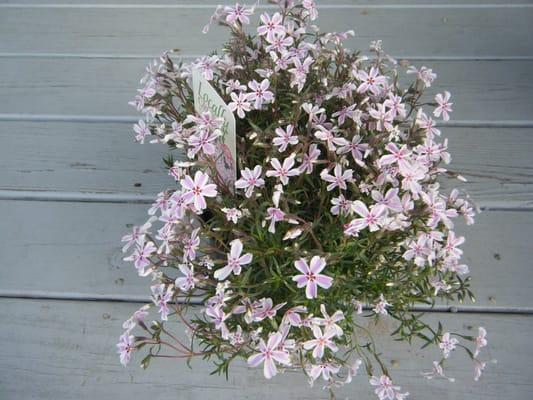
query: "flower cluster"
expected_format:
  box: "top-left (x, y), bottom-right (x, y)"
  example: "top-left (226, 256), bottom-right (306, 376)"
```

top-left (118, 1), bottom-right (491, 398)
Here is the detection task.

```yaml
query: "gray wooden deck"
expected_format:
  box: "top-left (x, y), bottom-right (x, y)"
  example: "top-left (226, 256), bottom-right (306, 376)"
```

top-left (0, 1), bottom-right (532, 399)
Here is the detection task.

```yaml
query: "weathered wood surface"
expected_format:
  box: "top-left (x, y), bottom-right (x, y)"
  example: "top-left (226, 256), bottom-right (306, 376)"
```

top-left (0, 199), bottom-right (531, 310)
top-left (2, 58), bottom-right (532, 123)
top-left (1, 122), bottom-right (532, 207)
top-left (1, 5), bottom-right (532, 57)
top-left (1, 0), bottom-right (532, 399)
top-left (0, 299), bottom-right (530, 400)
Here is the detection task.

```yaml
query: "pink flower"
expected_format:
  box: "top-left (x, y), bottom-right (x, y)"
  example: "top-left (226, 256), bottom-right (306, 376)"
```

top-left (369, 103), bottom-right (394, 132)
top-left (336, 135), bottom-right (369, 166)
top-left (474, 327), bottom-right (488, 357)
top-left (372, 294), bottom-right (391, 315)
top-left (371, 188), bottom-right (403, 213)
top-left (443, 231), bottom-right (465, 259)
top-left (181, 170), bottom-right (218, 211)
top-left (124, 241), bottom-right (157, 276)
top-left (369, 375), bottom-right (402, 400)
top-left (228, 91), bottom-right (252, 118)
top-left (356, 67), bottom-right (387, 95)
top-left (175, 263), bottom-right (199, 292)
top-left (332, 104), bottom-right (358, 125)
top-left (224, 3), bottom-right (253, 25)
top-left (151, 284), bottom-right (174, 321)
top-left (307, 361), bottom-right (340, 381)
top-left (313, 304), bottom-right (344, 337)
top-left (122, 305), bottom-right (150, 332)
top-left (247, 79), bottom-right (274, 109)
top-left (133, 120), bottom-right (150, 143)
top-left (117, 333), bottom-right (135, 366)
top-left (265, 33), bottom-right (294, 52)
top-left (421, 361), bottom-right (455, 382)
top-left (350, 201), bottom-right (387, 232)
top-left (302, 0), bottom-right (319, 21)
top-left (434, 91), bottom-right (453, 121)
top-left (121, 217), bottom-right (155, 252)
top-left (379, 143), bottom-right (411, 168)
top-left (235, 165), bottom-right (265, 197)
top-left (257, 12), bottom-right (285, 42)
top-left (187, 129), bottom-right (221, 158)
top-left (330, 194), bottom-right (352, 216)
top-left (205, 305), bottom-right (230, 339)
top-left (407, 65), bottom-right (437, 88)
top-left (303, 325), bottom-right (339, 359)
top-left (214, 239), bottom-right (253, 280)
top-left (281, 306), bottom-right (308, 327)
top-left (314, 125), bottom-right (343, 151)
top-left (266, 156), bottom-right (300, 185)
top-left (416, 110), bottom-right (441, 137)
top-left (299, 144), bottom-right (321, 174)
top-left (247, 332), bottom-right (291, 379)
top-left (292, 256), bottom-right (333, 299)
top-left (320, 164), bottom-right (354, 191)
top-left (265, 207), bottom-right (285, 233)
top-left (273, 124), bottom-right (299, 152)
top-left (384, 93), bottom-right (407, 119)
top-left (183, 228), bottom-right (200, 262)
top-left (439, 332), bottom-right (459, 358)
top-left (399, 161), bottom-right (427, 195)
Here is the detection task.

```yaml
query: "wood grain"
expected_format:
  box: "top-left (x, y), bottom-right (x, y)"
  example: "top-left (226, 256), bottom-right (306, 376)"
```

top-left (1, 122), bottom-right (532, 207)
top-left (0, 298), bottom-right (529, 400)
top-left (1, 58), bottom-right (532, 122)
top-left (0, 6), bottom-right (532, 57)
top-left (0, 200), bottom-right (531, 309)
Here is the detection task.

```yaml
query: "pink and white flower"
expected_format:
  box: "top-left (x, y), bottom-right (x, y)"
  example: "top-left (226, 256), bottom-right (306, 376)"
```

top-left (439, 332), bottom-right (459, 358)
top-left (349, 201), bottom-right (387, 232)
top-left (214, 239), bottom-right (253, 280)
top-left (313, 304), bottom-right (344, 337)
top-left (433, 91), bottom-right (453, 121)
top-left (175, 263), bottom-right (199, 292)
top-left (273, 124), bottom-right (299, 152)
top-left (247, 79), bottom-right (274, 109)
top-left (369, 375), bottom-right (403, 400)
top-left (235, 165), bottom-right (265, 197)
top-left (117, 333), bottom-right (135, 366)
top-left (181, 170), bottom-right (218, 211)
top-left (224, 3), bottom-right (253, 25)
top-left (266, 156), bottom-right (300, 185)
top-left (320, 164), bottom-right (354, 191)
top-left (356, 67), bottom-right (387, 95)
top-left (299, 144), bottom-right (321, 174)
top-left (247, 332), bottom-right (291, 379)
top-left (303, 325), bottom-right (338, 359)
top-left (228, 91), bottom-right (252, 118)
top-left (124, 241), bottom-right (157, 276)
top-left (292, 256), bottom-right (333, 299)
top-left (257, 12), bottom-right (285, 41)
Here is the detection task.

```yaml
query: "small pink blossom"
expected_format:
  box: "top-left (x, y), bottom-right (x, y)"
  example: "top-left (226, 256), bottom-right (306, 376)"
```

top-left (181, 170), bottom-right (218, 211)
top-left (434, 91), bottom-right (453, 121)
top-left (350, 201), bottom-right (387, 232)
top-left (235, 165), bottom-right (265, 197)
top-left (314, 125), bottom-right (343, 151)
top-left (307, 361), bottom-right (340, 381)
top-left (273, 124), bottom-right (299, 152)
top-left (474, 327), bottom-right (488, 357)
top-left (224, 3), bottom-right (253, 25)
top-left (303, 325), bottom-right (339, 359)
top-left (292, 256), bottom-right (333, 299)
top-left (247, 332), bottom-right (291, 379)
top-left (133, 120), bottom-right (150, 143)
top-left (330, 194), bottom-right (352, 216)
top-left (187, 129), bottom-right (221, 158)
top-left (299, 144), bottom-right (321, 174)
top-left (372, 294), bottom-right (390, 315)
top-left (214, 239), bottom-right (253, 280)
top-left (205, 305), bottom-right (230, 339)
top-left (439, 332), bottom-right (459, 359)
top-left (369, 375), bottom-right (402, 400)
top-left (265, 207), bottom-right (285, 233)
top-left (228, 91), bottom-right (252, 118)
top-left (336, 135), bottom-right (369, 166)
top-left (266, 156), bottom-right (300, 185)
top-left (313, 304), bottom-right (344, 337)
top-left (151, 284), bottom-right (173, 321)
top-left (124, 241), bottom-right (157, 276)
top-left (247, 79), bottom-right (274, 109)
top-left (117, 333), bottom-right (135, 366)
top-left (356, 67), bottom-right (387, 95)
top-left (182, 228), bottom-right (200, 262)
top-left (175, 263), bottom-right (199, 292)
top-left (257, 12), bottom-right (285, 42)
top-left (320, 164), bottom-right (354, 191)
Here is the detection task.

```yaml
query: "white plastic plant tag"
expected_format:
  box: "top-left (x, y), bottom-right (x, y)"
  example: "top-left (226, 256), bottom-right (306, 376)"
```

top-left (192, 67), bottom-right (237, 190)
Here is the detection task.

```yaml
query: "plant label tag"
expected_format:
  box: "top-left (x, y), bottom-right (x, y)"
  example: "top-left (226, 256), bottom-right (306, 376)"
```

top-left (192, 67), bottom-right (237, 190)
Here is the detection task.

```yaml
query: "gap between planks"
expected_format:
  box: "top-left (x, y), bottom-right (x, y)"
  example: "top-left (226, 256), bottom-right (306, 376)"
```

top-left (0, 3), bottom-right (532, 9)
top-left (1, 290), bottom-right (532, 315)
top-left (2, 113), bottom-right (533, 128)
top-left (0, 190), bottom-right (532, 210)
top-left (1, 52), bottom-right (533, 61)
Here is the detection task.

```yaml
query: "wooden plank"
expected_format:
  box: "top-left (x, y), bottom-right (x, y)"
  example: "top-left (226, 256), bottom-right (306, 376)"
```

top-left (0, 6), bottom-right (531, 57)
top-left (1, 58), bottom-right (532, 122)
top-left (1, 122), bottom-right (532, 206)
top-left (0, 298), bottom-right (530, 400)
top-left (0, 199), bottom-right (531, 309)
top-left (2, 1), bottom-right (532, 5)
